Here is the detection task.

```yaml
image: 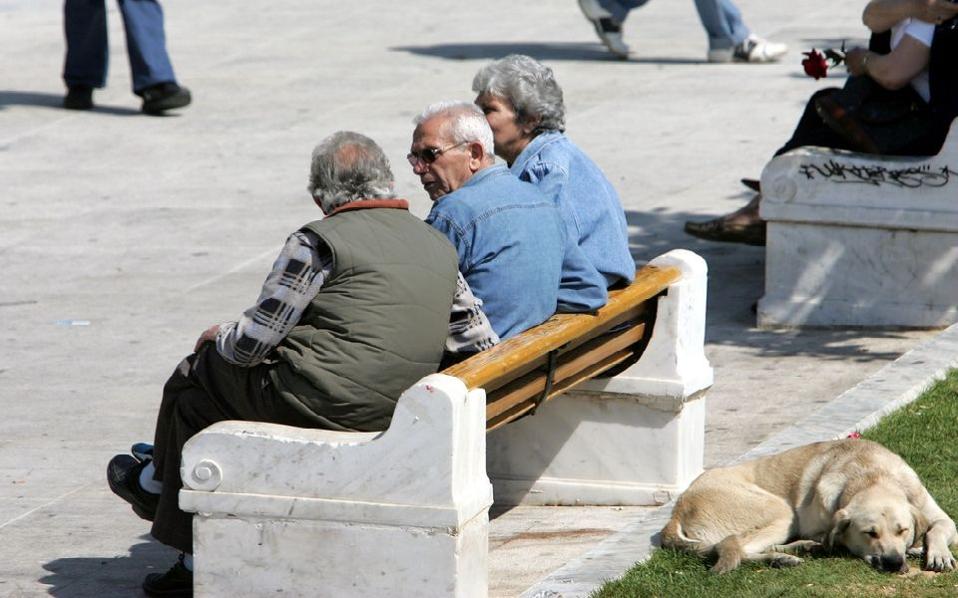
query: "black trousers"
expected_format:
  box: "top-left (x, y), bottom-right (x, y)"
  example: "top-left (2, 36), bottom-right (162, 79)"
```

top-left (775, 86), bottom-right (942, 159)
top-left (149, 345), bottom-right (319, 553)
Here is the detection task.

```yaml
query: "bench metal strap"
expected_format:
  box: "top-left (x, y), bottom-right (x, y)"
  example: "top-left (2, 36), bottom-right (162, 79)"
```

top-left (530, 349), bottom-right (559, 416)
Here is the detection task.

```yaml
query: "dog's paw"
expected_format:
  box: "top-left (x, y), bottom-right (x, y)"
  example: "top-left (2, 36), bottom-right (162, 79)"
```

top-left (709, 558), bottom-right (740, 575)
top-left (769, 554), bottom-right (803, 568)
top-left (924, 548), bottom-right (956, 572)
top-left (907, 546), bottom-right (924, 559)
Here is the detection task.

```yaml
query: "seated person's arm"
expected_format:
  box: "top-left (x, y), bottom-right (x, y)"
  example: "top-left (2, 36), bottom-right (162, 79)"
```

top-left (556, 235), bottom-right (608, 314)
top-left (863, 0), bottom-right (958, 32)
top-left (846, 25), bottom-right (931, 90)
top-left (215, 230), bottom-right (331, 367)
top-left (445, 271), bottom-right (499, 355)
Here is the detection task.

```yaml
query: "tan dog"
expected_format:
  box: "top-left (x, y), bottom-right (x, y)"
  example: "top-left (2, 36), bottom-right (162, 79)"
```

top-left (660, 439), bottom-right (958, 574)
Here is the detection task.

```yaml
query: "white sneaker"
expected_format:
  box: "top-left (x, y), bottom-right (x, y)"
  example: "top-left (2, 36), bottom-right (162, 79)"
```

top-left (577, 0), bottom-right (630, 59)
top-left (708, 34), bottom-right (787, 63)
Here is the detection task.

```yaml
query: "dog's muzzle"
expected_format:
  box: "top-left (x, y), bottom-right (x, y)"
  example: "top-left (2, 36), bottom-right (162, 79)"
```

top-left (869, 554), bottom-right (907, 573)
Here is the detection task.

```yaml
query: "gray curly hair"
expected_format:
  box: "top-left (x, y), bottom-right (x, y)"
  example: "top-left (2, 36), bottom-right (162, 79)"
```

top-left (307, 131), bottom-right (396, 213)
top-left (472, 54), bottom-right (565, 133)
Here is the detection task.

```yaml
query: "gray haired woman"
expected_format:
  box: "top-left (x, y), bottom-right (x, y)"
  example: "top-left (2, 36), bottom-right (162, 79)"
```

top-left (473, 54), bottom-right (635, 287)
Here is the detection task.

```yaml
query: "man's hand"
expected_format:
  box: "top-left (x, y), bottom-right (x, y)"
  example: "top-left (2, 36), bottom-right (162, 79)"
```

top-left (194, 324), bottom-right (221, 353)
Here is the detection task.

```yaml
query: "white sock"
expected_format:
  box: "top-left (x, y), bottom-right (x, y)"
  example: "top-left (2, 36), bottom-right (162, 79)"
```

top-left (138, 461), bottom-right (163, 495)
top-left (182, 553), bottom-right (194, 571)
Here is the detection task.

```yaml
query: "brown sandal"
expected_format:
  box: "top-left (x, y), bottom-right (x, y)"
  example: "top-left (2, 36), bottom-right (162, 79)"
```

top-left (683, 217), bottom-right (767, 246)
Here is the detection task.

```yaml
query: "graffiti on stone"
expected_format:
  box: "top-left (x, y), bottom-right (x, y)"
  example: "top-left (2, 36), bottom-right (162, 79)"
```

top-left (799, 161), bottom-right (956, 188)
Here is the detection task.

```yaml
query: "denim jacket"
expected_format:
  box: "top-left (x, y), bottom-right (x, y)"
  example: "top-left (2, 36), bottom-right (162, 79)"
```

top-left (511, 131), bottom-right (635, 286)
top-left (426, 164), bottom-right (607, 339)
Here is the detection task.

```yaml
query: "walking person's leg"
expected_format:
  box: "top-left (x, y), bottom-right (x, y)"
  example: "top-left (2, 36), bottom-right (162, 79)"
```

top-left (695, 0), bottom-right (787, 63)
top-left (577, 0), bottom-right (651, 59)
top-left (62, 0), bottom-right (109, 109)
top-left (694, 0), bottom-right (748, 54)
top-left (117, 0), bottom-right (191, 114)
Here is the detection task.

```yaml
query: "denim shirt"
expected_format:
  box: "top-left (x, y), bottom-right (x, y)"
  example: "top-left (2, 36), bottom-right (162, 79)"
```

top-left (426, 164), bottom-right (607, 339)
top-left (511, 131), bottom-right (635, 287)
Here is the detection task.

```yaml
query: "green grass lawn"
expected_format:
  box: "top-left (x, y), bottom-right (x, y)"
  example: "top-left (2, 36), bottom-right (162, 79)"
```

top-left (594, 369), bottom-right (958, 598)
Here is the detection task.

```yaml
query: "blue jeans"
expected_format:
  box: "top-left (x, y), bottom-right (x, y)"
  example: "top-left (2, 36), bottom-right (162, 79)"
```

top-left (63, 0), bottom-right (177, 93)
top-left (598, 0), bottom-right (750, 50)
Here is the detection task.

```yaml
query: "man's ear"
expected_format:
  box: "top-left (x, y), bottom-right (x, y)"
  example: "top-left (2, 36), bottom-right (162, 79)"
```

top-left (826, 509), bottom-right (851, 549)
top-left (468, 141), bottom-right (486, 171)
top-left (910, 505), bottom-right (929, 548)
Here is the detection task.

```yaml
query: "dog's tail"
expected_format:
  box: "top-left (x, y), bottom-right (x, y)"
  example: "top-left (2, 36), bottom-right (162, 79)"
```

top-left (660, 518), bottom-right (704, 552)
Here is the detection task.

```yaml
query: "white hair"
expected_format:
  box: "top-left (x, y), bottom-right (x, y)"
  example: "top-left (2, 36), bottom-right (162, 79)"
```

top-left (414, 101), bottom-right (495, 158)
top-left (307, 131), bottom-right (396, 213)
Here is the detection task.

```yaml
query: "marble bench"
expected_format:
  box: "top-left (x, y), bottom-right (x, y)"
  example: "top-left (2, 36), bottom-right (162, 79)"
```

top-left (758, 120), bottom-right (958, 328)
top-left (178, 249), bottom-right (713, 597)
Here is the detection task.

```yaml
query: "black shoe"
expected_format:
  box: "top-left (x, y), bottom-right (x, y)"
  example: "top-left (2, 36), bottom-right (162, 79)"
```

top-left (140, 82), bottom-right (191, 115)
top-left (63, 86), bottom-right (93, 110)
top-left (684, 217), bottom-right (767, 246)
top-left (107, 454), bottom-right (159, 521)
top-left (740, 178), bottom-right (761, 193)
top-left (143, 554), bottom-right (193, 597)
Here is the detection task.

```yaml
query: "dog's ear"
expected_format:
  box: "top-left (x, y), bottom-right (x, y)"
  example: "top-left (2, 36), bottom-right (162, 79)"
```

top-left (826, 508), bottom-right (851, 550)
top-left (910, 505), bottom-right (929, 548)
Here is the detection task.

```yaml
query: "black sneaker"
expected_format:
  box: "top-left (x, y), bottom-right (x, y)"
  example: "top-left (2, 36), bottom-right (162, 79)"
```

top-left (143, 554), bottom-right (193, 597)
top-left (63, 86), bottom-right (93, 110)
top-left (140, 82), bottom-right (191, 115)
top-left (106, 454), bottom-right (159, 521)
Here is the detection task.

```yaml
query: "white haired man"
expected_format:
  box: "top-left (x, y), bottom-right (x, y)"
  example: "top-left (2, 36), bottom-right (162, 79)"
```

top-left (411, 101), bottom-right (608, 341)
top-left (106, 131), bottom-right (476, 596)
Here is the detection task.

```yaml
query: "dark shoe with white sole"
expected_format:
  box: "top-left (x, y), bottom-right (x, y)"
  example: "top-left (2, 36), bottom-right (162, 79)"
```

top-left (107, 454), bottom-right (159, 521)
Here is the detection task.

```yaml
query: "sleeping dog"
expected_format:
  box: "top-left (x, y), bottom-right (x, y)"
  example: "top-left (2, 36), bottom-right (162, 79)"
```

top-left (660, 438), bottom-right (958, 574)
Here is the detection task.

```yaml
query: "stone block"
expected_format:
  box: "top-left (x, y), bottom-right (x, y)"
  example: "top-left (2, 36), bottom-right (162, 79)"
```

top-left (759, 121), bottom-right (958, 328)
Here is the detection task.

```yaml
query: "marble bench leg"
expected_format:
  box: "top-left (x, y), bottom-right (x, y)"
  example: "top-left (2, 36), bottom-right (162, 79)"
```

top-left (179, 374), bottom-right (493, 597)
top-left (486, 249), bottom-right (713, 506)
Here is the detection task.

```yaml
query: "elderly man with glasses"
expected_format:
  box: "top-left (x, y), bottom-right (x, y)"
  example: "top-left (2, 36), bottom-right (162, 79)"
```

top-left (410, 101), bottom-right (608, 341)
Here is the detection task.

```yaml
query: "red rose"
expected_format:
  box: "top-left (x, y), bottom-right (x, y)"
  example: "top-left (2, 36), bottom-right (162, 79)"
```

top-left (802, 49), bottom-right (828, 80)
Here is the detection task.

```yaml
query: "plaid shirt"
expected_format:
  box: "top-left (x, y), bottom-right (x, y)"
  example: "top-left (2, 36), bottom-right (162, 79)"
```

top-left (216, 229), bottom-right (498, 367)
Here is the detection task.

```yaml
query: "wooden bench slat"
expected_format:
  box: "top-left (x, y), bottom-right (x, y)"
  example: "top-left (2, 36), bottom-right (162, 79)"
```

top-left (484, 322), bottom-right (646, 423)
top-left (486, 346), bottom-right (636, 431)
top-left (442, 264), bottom-right (680, 393)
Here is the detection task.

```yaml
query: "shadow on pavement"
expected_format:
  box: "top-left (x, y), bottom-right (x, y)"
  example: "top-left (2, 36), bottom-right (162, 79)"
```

top-left (391, 42), bottom-right (703, 64)
top-left (626, 208), bottom-right (913, 362)
top-left (0, 90), bottom-right (140, 116)
top-left (39, 537), bottom-right (178, 597)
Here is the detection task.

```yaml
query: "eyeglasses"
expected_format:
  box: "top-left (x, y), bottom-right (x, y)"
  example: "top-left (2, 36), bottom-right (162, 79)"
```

top-left (406, 141), bottom-right (468, 167)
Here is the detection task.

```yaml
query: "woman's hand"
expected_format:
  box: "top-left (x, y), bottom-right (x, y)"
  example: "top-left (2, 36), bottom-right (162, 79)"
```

top-left (845, 47), bottom-right (871, 76)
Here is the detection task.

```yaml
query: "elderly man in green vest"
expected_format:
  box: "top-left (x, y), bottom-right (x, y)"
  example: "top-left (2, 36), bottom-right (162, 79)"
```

top-left (105, 131), bottom-right (479, 597)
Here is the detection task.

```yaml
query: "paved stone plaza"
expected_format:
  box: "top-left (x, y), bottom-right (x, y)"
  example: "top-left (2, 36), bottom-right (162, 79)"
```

top-left (0, 0), bottom-right (947, 595)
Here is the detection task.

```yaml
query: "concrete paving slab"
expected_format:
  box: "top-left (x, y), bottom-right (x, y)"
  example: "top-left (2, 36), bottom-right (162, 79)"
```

top-left (0, 0), bottom-right (947, 595)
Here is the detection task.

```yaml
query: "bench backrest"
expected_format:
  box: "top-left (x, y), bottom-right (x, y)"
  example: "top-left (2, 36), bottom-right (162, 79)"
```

top-left (441, 264), bottom-right (681, 430)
